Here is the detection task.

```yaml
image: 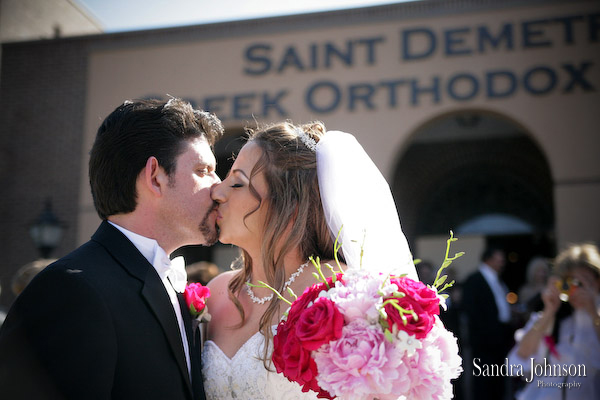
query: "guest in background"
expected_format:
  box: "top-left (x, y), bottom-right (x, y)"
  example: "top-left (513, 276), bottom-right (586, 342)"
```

top-left (508, 243), bottom-right (600, 400)
top-left (11, 259), bottom-right (55, 297)
top-left (463, 247), bottom-right (514, 400)
top-left (0, 259), bottom-right (53, 329)
top-left (518, 257), bottom-right (551, 313)
top-left (416, 260), bottom-right (436, 286)
top-left (186, 261), bottom-right (220, 286)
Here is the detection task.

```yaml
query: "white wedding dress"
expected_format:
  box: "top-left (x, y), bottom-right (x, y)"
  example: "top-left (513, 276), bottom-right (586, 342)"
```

top-left (202, 326), bottom-right (319, 400)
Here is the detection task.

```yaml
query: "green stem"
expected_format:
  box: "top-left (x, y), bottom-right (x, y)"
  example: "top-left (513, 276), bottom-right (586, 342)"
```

top-left (333, 226), bottom-right (344, 273)
top-left (311, 256), bottom-right (331, 289)
top-left (382, 299), bottom-right (418, 325)
top-left (433, 231), bottom-right (464, 292)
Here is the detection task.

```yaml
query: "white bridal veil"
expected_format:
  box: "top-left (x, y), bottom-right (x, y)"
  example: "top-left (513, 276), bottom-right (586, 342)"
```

top-left (316, 131), bottom-right (418, 280)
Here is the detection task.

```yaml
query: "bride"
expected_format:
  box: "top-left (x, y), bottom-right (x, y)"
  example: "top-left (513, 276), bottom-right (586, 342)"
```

top-left (202, 121), bottom-right (417, 399)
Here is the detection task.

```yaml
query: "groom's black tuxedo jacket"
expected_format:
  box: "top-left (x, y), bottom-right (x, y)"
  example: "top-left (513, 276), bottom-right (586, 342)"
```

top-left (0, 221), bottom-right (206, 400)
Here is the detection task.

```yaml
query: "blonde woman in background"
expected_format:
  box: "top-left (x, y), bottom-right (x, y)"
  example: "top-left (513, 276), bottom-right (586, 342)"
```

top-left (508, 243), bottom-right (600, 399)
top-left (518, 256), bottom-right (551, 310)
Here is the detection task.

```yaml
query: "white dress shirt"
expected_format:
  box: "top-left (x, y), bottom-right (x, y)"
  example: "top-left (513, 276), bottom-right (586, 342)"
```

top-left (479, 263), bottom-right (511, 323)
top-left (108, 221), bottom-right (191, 376)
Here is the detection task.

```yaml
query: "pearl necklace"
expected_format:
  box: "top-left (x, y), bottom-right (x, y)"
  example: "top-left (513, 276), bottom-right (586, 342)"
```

top-left (245, 260), bottom-right (309, 304)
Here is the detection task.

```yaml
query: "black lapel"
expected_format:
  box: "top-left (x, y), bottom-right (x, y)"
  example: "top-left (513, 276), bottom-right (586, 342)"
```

top-left (141, 276), bottom-right (192, 395)
top-left (91, 221), bottom-right (156, 282)
top-left (177, 293), bottom-right (195, 349)
top-left (477, 271), bottom-right (500, 319)
top-left (178, 293), bottom-right (206, 400)
top-left (91, 221), bottom-right (193, 397)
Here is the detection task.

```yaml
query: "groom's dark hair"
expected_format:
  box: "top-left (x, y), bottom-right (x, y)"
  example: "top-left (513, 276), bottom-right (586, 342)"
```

top-left (89, 97), bottom-right (223, 220)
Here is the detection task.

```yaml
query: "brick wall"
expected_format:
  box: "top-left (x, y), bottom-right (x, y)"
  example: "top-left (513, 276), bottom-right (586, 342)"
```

top-left (0, 37), bottom-right (88, 307)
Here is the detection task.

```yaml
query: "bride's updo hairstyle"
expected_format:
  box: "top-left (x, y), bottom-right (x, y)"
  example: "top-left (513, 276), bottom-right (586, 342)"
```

top-left (228, 121), bottom-right (337, 363)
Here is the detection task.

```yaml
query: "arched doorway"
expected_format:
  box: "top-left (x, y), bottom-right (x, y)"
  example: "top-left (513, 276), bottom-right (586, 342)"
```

top-left (392, 110), bottom-right (555, 290)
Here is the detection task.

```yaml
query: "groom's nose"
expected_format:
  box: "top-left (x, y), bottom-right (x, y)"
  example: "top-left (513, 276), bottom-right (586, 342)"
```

top-left (210, 181), bottom-right (224, 203)
top-left (211, 171), bottom-right (221, 185)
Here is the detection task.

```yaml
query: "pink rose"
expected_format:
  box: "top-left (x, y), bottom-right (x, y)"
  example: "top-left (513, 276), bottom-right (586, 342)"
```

top-left (183, 282), bottom-right (210, 316)
top-left (273, 322), bottom-right (330, 397)
top-left (385, 277), bottom-right (438, 339)
top-left (272, 279), bottom-right (333, 383)
top-left (296, 298), bottom-right (344, 351)
top-left (274, 329), bottom-right (314, 384)
top-left (271, 274), bottom-right (342, 399)
top-left (285, 274), bottom-right (344, 326)
top-left (391, 277), bottom-right (440, 316)
top-left (272, 320), bottom-right (293, 374)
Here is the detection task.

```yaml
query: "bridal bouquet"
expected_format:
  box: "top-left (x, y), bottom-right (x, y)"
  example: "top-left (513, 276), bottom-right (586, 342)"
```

top-left (261, 233), bottom-right (463, 400)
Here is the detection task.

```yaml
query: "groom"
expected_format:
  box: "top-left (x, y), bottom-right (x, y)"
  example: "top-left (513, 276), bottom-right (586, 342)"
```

top-left (0, 98), bottom-right (223, 399)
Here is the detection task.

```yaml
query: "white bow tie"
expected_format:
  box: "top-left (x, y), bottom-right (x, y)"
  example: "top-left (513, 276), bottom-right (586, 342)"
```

top-left (153, 249), bottom-right (187, 293)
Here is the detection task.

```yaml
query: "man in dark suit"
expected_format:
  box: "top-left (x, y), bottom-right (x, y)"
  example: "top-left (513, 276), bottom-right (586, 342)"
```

top-left (463, 247), bottom-right (514, 400)
top-left (0, 98), bottom-right (223, 399)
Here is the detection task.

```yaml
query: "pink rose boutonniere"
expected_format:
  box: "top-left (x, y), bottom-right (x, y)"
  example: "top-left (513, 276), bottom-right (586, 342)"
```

top-left (184, 282), bottom-right (211, 323)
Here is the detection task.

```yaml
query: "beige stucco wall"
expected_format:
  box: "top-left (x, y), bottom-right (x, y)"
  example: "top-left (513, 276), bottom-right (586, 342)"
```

top-left (78, 0), bottom-right (600, 251)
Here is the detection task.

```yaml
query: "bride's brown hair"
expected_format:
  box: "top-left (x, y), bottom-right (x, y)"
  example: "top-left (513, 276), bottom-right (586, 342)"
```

top-left (227, 120), bottom-right (337, 366)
